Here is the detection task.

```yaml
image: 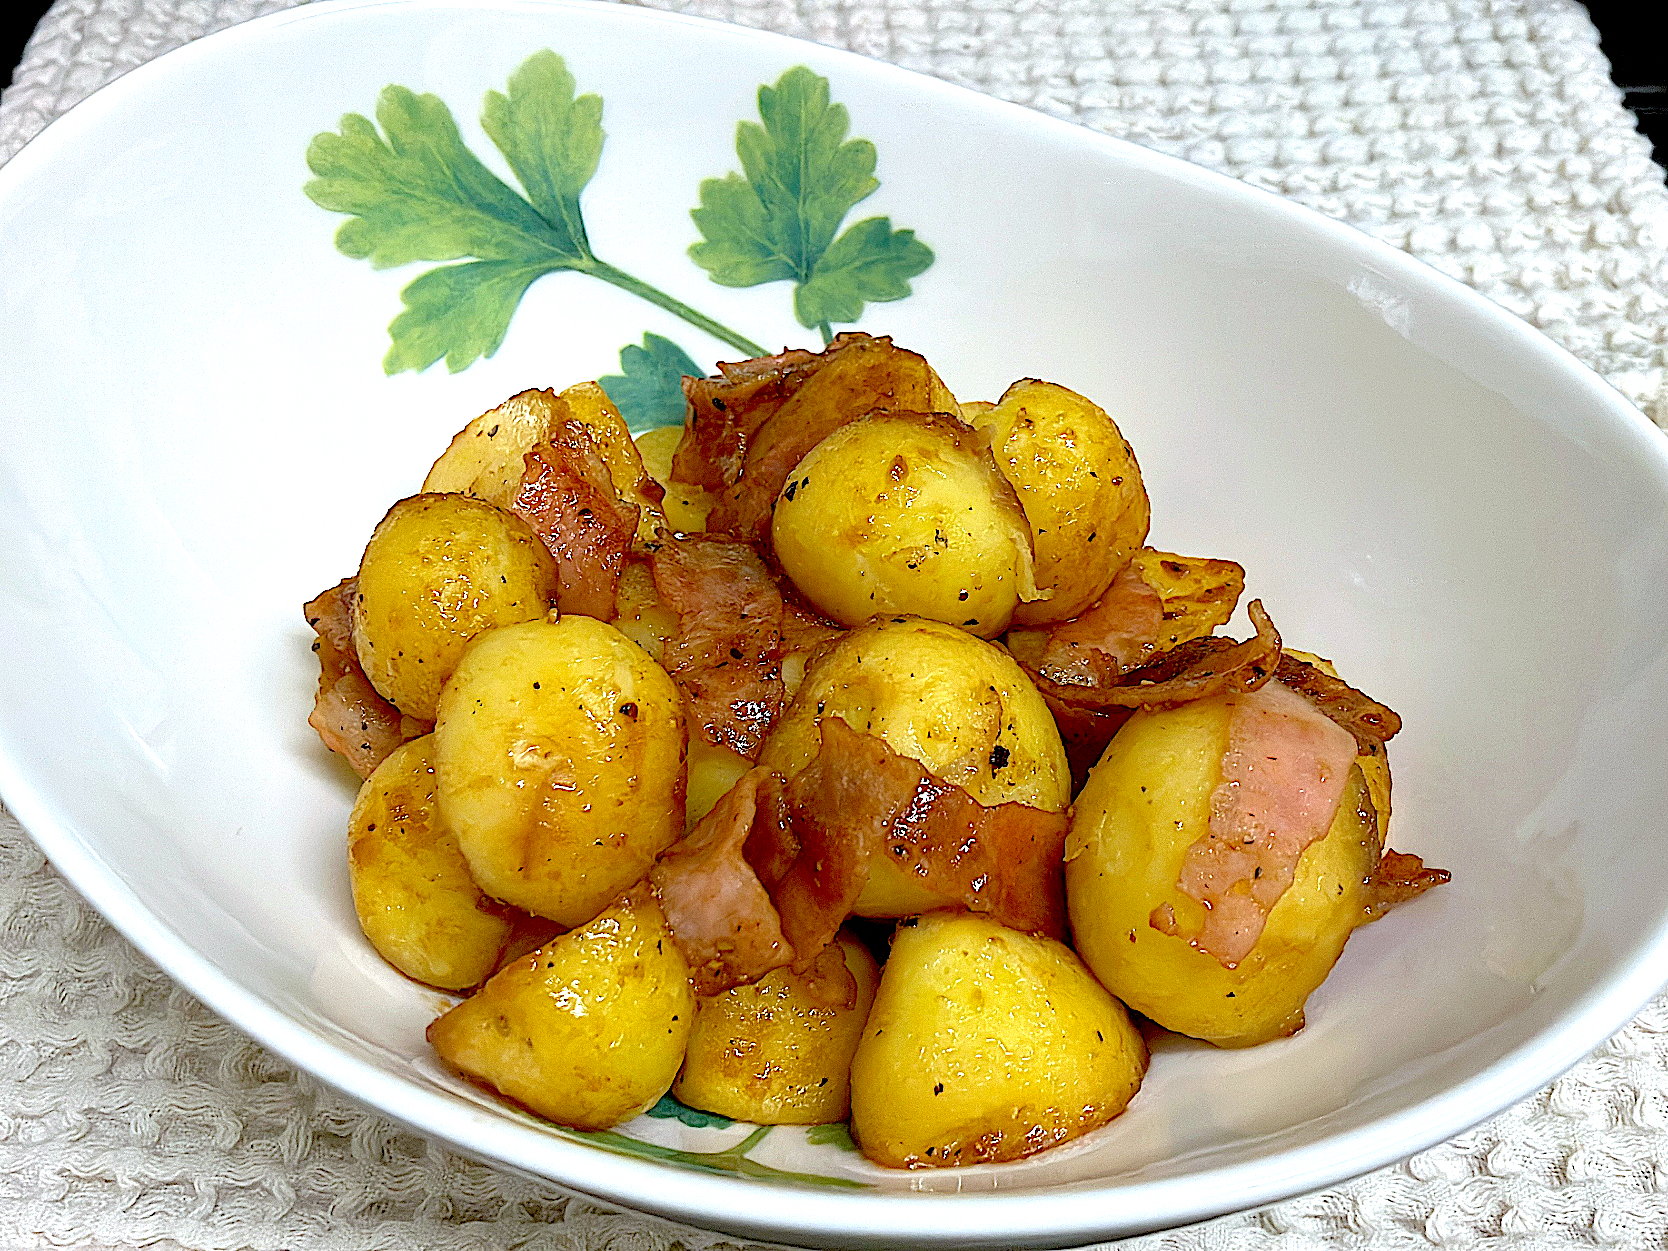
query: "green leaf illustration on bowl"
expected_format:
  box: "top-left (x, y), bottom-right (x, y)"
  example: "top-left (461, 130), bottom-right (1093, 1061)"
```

top-left (304, 52), bottom-right (932, 374)
top-left (690, 66), bottom-right (934, 343)
top-left (599, 334), bottom-right (704, 429)
top-left (643, 1090), bottom-right (735, 1129)
top-left (568, 1123), bottom-right (866, 1188)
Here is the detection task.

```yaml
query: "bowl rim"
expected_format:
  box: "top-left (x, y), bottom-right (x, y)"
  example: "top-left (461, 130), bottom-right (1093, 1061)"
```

top-left (4, 0), bottom-right (1668, 1244)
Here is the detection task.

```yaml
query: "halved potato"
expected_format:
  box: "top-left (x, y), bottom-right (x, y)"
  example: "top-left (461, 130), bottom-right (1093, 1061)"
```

top-left (969, 380), bottom-right (1149, 625)
top-left (428, 892), bottom-right (694, 1130)
top-left (347, 735), bottom-right (513, 990)
top-left (1066, 694), bottom-right (1383, 1047)
top-left (674, 934), bottom-right (880, 1124)
top-left (849, 911), bottom-right (1146, 1167)
top-left (637, 424), bottom-right (714, 533)
top-left (434, 616), bottom-right (685, 926)
top-left (352, 493), bottom-right (557, 721)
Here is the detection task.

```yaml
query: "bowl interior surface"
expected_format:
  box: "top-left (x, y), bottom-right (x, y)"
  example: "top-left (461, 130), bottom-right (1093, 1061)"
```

top-left (3, 1), bottom-right (1668, 1245)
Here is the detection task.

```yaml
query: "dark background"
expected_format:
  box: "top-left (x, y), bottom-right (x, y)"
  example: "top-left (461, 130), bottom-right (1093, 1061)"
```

top-left (1, 1), bottom-right (1663, 169)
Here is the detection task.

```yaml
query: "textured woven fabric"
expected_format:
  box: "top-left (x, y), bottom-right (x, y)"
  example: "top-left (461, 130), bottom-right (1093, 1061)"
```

top-left (3, 0), bottom-right (1668, 1247)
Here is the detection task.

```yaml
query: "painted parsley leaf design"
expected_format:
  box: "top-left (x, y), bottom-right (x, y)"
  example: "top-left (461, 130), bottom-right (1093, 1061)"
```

top-left (599, 333), bottom-right (704, 429)
top-left (305, 51), bottom-right (764, 374)
top-left (643, 1091), bottom-right (735, 1129)
top-left (690, 67), bottom-right (934, 343)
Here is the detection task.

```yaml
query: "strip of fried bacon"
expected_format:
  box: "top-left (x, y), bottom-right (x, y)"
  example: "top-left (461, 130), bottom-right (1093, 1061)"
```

top-left (1364, 849), bottom-right (1451, 920)
top-left (509, 419), bottom-right (639, 620)
top-left (649, 535), bottom-right (785, 759)
top-left (303, 578), bottom-right (430, 778)
top-left (706, 334), bottom-right (898, 542)
top-left (1275, 653), bottom-right (1403, 749)
top-left (674, 346), bottom-right (829, 490)
top-left (1027, 599), bottom-right (1283, 712)
top-left (649, 768), bottom-right (796, 995)
top-left (1020, 561), bottom-right (1166, 687)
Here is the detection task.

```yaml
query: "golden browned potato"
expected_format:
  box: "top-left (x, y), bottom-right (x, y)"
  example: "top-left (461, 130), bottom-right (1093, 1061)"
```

top-left (611, 557), bottom-right (678, 665)
top-left (770, 411), bottom-right (1041, 638)
top-left (637, 425), bottom-right (714, 533)
top-left (424, 384), bottom-right (664, 540)
top-left (685, 738), bottom-right (753, 831)
top-left (434, 616), bottom-right (685, 926)
top-left (1066, 695), bottom-right (1382, 1047)
top-left (968, 380), bottom-right (1149, 625)
top-left (759, 617), bottom-right (1068, 916)
top-left (352, 493), bottom-right (557, 721)
top-left (848, 911), bottom-right (1146, 1167)
top-left (674, 934), bottom-right (880, 1124)
top-left (346, 735), bottom-right (513, 990)
top-left (428, 893), bottom-right (694, 1130)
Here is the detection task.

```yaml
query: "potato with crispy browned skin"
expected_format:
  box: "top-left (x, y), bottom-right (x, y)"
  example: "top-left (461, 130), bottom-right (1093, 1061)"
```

top-left (428, 893), bottom-right (693, 1130)
top-left (849, 911), bottom-right (1146, 1167)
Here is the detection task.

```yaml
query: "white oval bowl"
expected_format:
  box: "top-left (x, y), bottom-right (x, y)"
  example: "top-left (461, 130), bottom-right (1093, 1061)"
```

top-left (2, 1), bottom-right (1667, 1245)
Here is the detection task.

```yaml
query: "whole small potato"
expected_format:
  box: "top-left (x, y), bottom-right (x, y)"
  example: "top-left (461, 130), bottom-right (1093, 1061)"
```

top-left (428, 892), bottom-right (694, 1130)
top-left (434, 616), bottom-right (685, 926)
top-left (674, 934), bottom-right (880, 1124)
top-left (969, 380), bottom-right (1149, 625)
top-left (1066, 694), bottom-right (1381, 1047)
top-left (347, 735), bottom-right (513, 991)
top-left (848, 911), bottom-right (1146, 1167)
top-left (770, 411), bottom-right (1040, 638)
top-left (759, 617), bottom-right (1068, 916)
top-left (352, 493), bottom-right (557, 721)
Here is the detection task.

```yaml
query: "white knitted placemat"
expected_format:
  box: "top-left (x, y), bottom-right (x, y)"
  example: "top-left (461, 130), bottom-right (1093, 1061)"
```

top-left (4, 1), bottom-right (1668, 1248)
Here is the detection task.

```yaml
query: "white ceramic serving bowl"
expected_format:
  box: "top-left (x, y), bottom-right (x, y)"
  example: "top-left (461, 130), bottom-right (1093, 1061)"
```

top-left (3, 1), bottom-right (1667, 1245)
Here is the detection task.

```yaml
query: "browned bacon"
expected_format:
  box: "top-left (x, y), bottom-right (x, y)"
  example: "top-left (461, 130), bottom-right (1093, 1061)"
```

top-left (509, 419), bottom-right (638, 620)
top-left (1027, 561), bottom-right (1166, 686)
top-left (649, 535), bottom-right (785, 759)
top-left (1364, 849), bottom-right (1451, 920)
top-left (303, 578), bottom-right (429, 778)
top-left (674, 346), bottom-right (829, 490)
top-left (1276, 653), bottom-right (1403, 749)
top-left (772, 718), bottom-right (1070, 942)
top-left (649, 768), bottom-right (796, 995)
top-left (1168, 680), bottom-right (1359, 967)
top-left (1028, 599), bottom-right (1283, 712)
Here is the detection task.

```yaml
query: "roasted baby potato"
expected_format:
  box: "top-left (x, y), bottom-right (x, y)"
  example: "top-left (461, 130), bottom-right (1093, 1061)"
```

top-left (424, 383), bottom-right (664, 540)
top-left (352, 493), bottom-right (558, 721)
top-left (611, 556), bottom-right (678, 665)
top-left (969, 380), bottom-right (1149, 625)
top-left (1066, 694), bottom-right (1382, 1047)
top-left (770, 411), bottom-right (1041, 638)
top-left (848, 911), bottom-right (1146, 1167)
top-left (346, 735), bottom-right (514, 990)
top-left (760, 616), bottom-right (1069, 916)
top-left (636, 424), bottom-right (714, 533)
top-left (685, 738), bottom-right (753, 831)
top-left (674, 934), bottom-right (880, 1124)
top-left (434, 616), bottom-right (685, 926)
top-left (428, 892), bottom-right (694, 1130)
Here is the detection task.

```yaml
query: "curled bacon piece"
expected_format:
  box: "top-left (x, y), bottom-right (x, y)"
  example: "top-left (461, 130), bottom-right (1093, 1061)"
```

top-left (509, 419), bottom-right (639, 620)
top-left (1029, 599), bottom-right (1283, 712)
top-left (707, 334), bottom-right (930, 543)
top-left (1364, 849), bottom-right (1451, 920)
top-left (675, 346), bottom-right (829, 490)
top-left (649, 768), bottom-right (796, 995)
top-left (1275, 653), bottom-right (1403, 749)
top-left (1017, 561), bottom-right (1165, 687)
top-left (303, 578), bottom-right (429, 778)
top-left (771, 718), bottom-right (1070, 943)
top-left (649, 535), bottom-right (785, 759)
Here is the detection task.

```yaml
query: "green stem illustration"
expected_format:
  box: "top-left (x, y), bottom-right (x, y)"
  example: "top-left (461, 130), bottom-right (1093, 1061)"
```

top-left (818, 319), bottom-right (834, 345)
top-left (586, 259), bottom-right (766, 357)
top-left (573, 1123), bottom-right (864, 1188)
